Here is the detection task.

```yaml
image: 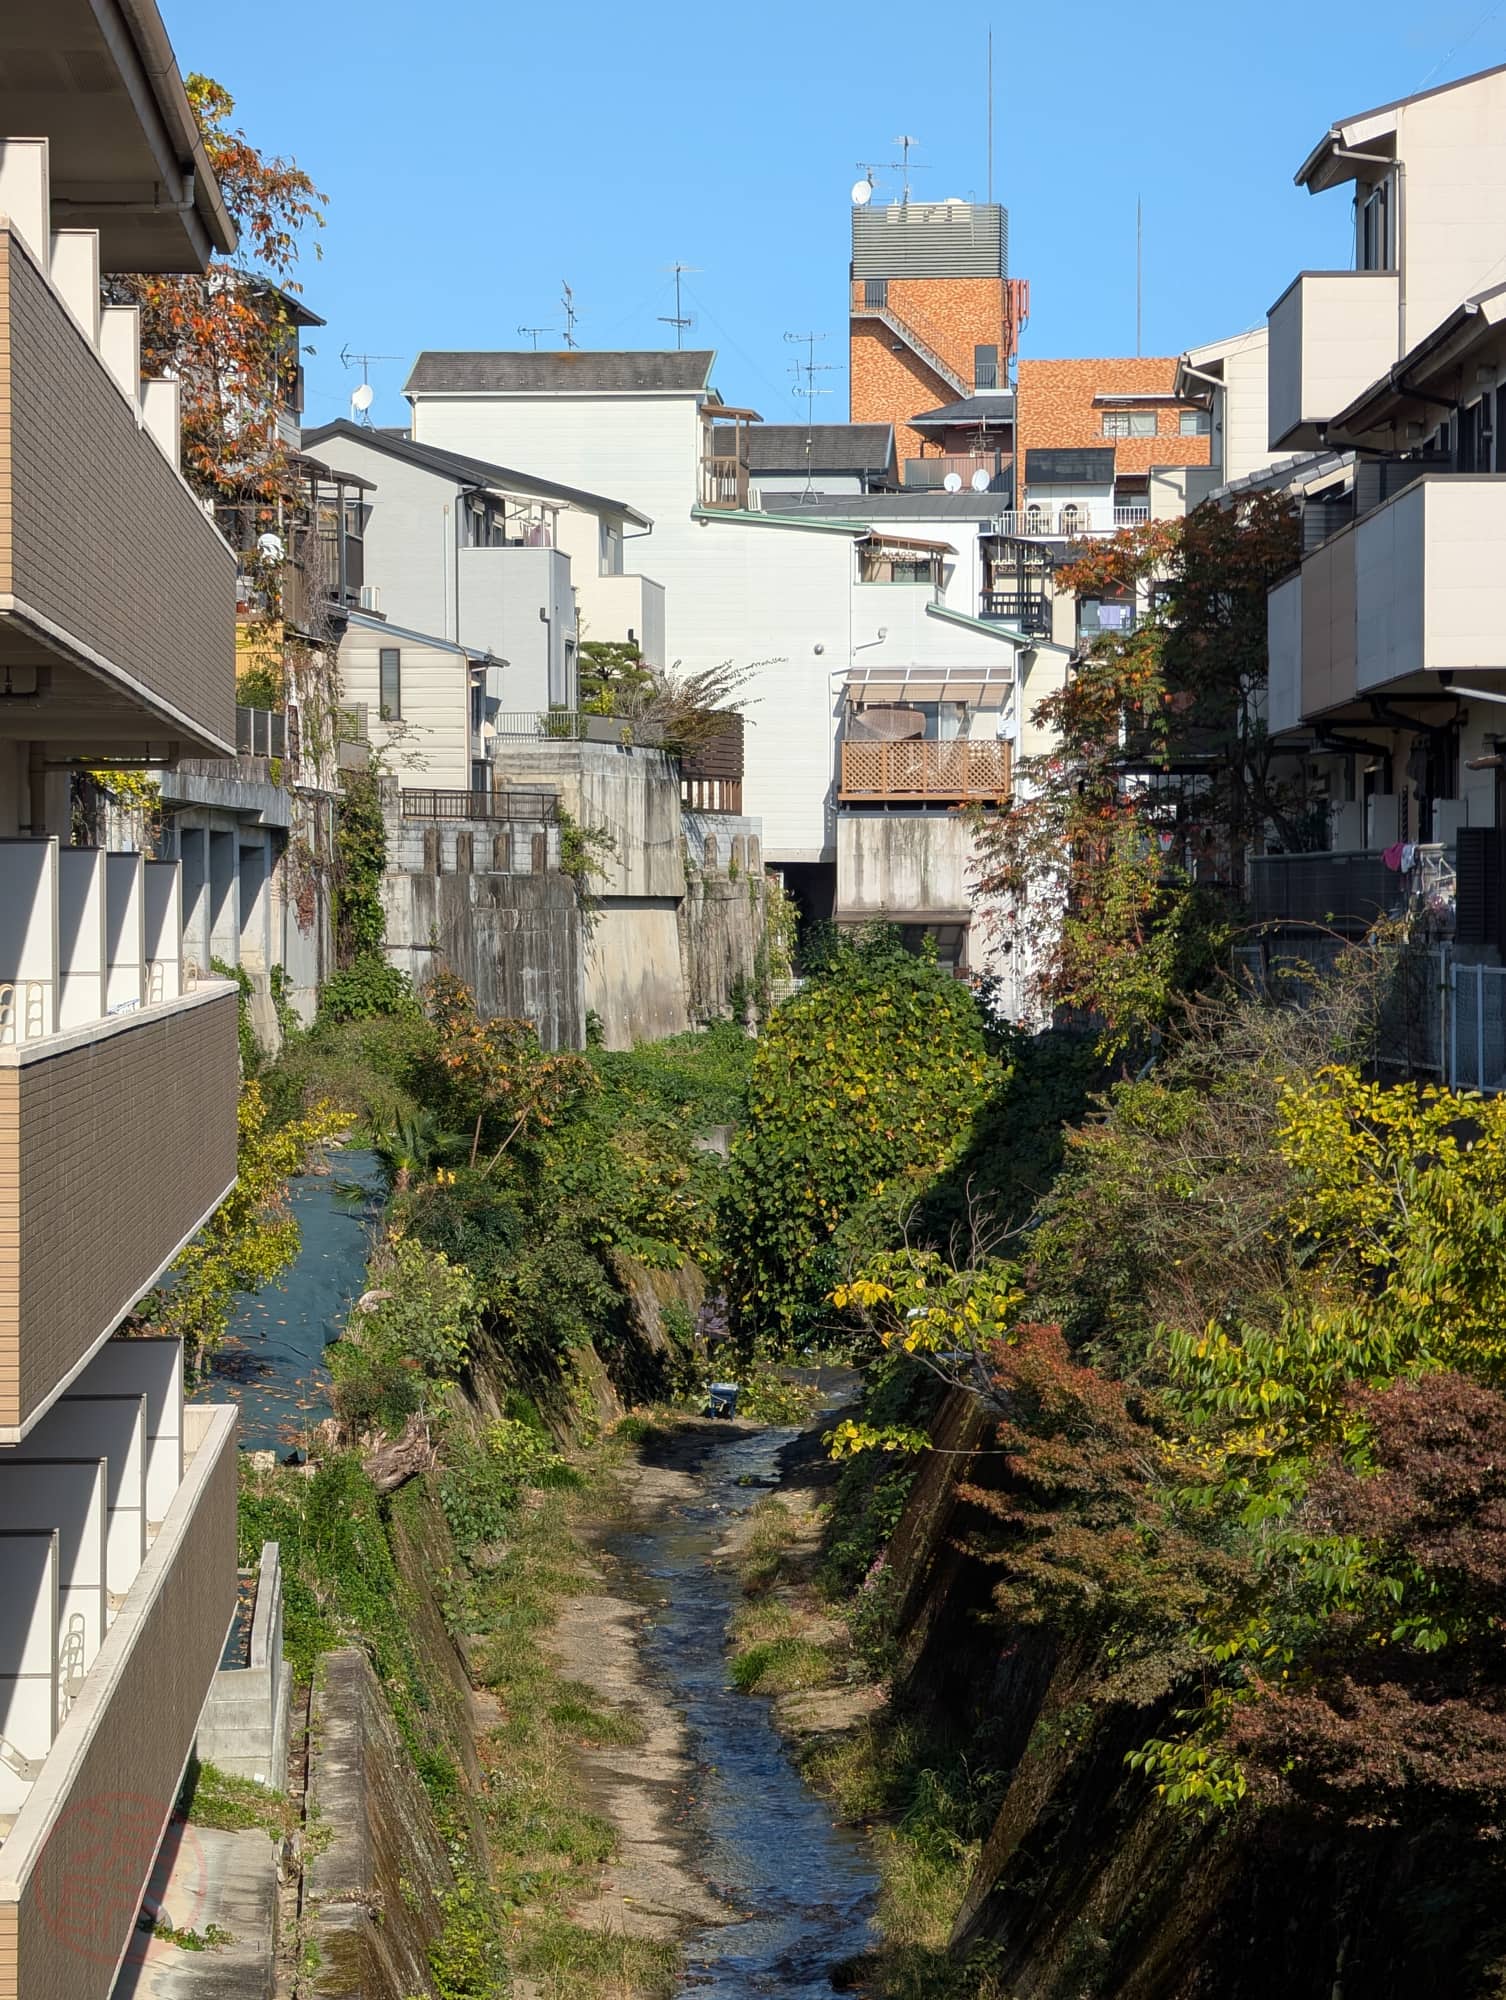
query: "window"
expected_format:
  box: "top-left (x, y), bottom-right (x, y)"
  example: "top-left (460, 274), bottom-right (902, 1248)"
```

top-left (379, 647), bottom-right (401, 721)
top-left (859, 544), bottom-right (942, 585)
top-left (974, 344), bottom-right (999, 391)
top-left (1358, 177), bottom-right (1393, 272)
top-left (1102, 410), bottom-right (1158, 438)
top-left (1179, 409), bottom-right (1212, 435)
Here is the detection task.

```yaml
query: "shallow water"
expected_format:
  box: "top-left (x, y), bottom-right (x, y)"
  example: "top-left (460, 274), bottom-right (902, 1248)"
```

top-left (191, 1147), bottom-right (382, 1451)
top-left (609, 1426), bottom-right (879, 1996)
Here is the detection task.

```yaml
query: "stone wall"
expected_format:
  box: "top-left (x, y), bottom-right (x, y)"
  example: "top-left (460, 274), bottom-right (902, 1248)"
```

top-left (384, 760), bottom-right (770, 1052)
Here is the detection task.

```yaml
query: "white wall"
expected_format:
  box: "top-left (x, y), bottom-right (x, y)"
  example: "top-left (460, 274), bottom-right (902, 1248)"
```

top-left (1398, 74), bottom-right (1506, 350)
top-left (1267, 572), bottom-right (1302, 734)
top-left (338, 630), bottom-right (470, 789)
top-left (1268, 273), bottom-right (1399, 448)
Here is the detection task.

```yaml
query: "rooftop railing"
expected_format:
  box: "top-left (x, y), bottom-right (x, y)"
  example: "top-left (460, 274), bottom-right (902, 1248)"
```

top-left (992, 503), bottom-right (1149, 538)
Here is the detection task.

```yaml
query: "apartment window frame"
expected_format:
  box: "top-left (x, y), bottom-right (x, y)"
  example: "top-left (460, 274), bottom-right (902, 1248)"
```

top-left (379, 646), bottom-right (401, 722)
top-left (973, 344), bottom-right (999, 391)
top-left (1179, 408), bottom-right (1212, 436)
top-left (863, 278), bottom-right (888, 309)
top-left (1357, 175), bottom-right (1395, 274)
top-left (1102, 410), bottom-right (1158, 438)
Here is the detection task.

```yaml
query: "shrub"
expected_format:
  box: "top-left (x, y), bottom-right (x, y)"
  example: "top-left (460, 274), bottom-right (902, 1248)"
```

top-left (329, 1233), bottom-right (479, 1437)
top-left (317, 953), bottom-right (419, 1025)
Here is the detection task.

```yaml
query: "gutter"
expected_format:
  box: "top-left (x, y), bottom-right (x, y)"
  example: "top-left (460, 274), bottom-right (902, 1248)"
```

top-left (690, 505), bottom-right (869, 537)
top-left (926, 599), bottom-right (1036, 651)
top-left (115, 0), bottom-right (238, 257)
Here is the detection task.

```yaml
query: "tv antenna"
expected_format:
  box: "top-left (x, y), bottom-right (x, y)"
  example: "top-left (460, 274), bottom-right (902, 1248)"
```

top-left (784, 331), bottom-right (835, 493)
top-left (658, 262), bottom-right (699, 349)
top-left (561, 281), bottom-right (579, 349)
top-left (855, 136), bottom-right (927, 205)
top-left (516, 324), bottom-right (555, 351)
top-left (339, 343), bottom-right (402, 425)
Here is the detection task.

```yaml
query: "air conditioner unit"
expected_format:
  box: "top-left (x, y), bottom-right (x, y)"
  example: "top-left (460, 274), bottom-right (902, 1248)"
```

top-left (359, 584), bottom-right (382, 613)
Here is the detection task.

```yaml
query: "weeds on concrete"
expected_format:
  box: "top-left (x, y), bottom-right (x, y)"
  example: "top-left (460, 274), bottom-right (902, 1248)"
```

top-left (180, 1758), bottom-right (294, 1838)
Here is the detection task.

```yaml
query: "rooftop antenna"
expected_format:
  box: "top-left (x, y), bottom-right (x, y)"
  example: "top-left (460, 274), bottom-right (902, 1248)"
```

top-left (516, 323), bottom-right (554, 351)
top-left (658, 262), bottom-right (699, 349)
top-left (987, 30), bottom-right (994, 204)
top-left (894, 135), bottom-right (922, 205)
top-left (784, 331), bottom-right (835, 496)
top-left (1136, 196), bottom-right (1143, 357)
top-left (854, 140), bottom-right (929, 206)
top-left (339, 343), bottom-right (402, 426)
top-left (561, 281), bottom-right (579, 349)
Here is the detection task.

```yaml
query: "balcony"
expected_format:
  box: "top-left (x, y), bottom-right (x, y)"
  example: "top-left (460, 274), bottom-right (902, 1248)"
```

top-left (0, 841), bottom-right (240, 1439)
top-left (575, 571), bottom-right (667, 668)
top-left (1249, 849), bottom-right (1401, 930)
top-left (680, 713), bottom-right (746, 815)
top-left (904, 454), bottom-right (1010, 493)
top-left (980, 591), bottom-right (1052, 636)
top-left (0, 1367), bottom-right (237, 2000)
top-left (839, 738), bottom-right (1012, 803)
top-left (0, 213), bottom-right (236, 758)
top-left (992, 503), bottom-right (1149, 538)
top-left (1267, 270), bottom-right (1399, 450)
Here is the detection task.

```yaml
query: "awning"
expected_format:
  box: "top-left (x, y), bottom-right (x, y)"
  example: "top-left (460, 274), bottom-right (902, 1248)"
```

top-left (845, 663), bottom-right (1014, 705)
top-left (859, 531), bottom-right (958, 556)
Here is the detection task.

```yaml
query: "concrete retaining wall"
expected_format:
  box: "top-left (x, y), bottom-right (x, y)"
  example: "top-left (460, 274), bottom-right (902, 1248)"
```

top-left (195, 1541), bottom-right (291, 1790)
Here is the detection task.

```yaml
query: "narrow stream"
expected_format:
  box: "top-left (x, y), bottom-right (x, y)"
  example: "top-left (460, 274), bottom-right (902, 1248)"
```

top-left (609, 1425), bottom-right (879, 1996)
top-left (191, 1146), bottom-right (382, 1451)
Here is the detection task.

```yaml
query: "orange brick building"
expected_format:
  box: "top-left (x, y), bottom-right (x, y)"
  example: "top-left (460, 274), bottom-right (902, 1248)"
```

top-left (1015, 357), bottom-right (1212, 501)
top-left (848, 200), bottom-right (1027, 471)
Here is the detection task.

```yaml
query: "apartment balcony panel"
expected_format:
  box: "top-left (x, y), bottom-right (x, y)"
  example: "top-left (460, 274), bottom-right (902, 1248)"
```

top-left (1267, 271), bottom-right (1398, 450)
top-left (0, 224), bottom-right (236, 757)
top-left (1355, 474), bottom-right (1506, 689)
top-left (904, 454), bottom-right (1010, 493)
top-left (0, 1400), bottom-right (237, 2000)
top-left (1248, 849), bottom-right (1419, 931)
top-left (576, 571), bottom-right (667, 668)
top-left (839, 738), bottom-right (1012, 803)
top-left (991, 503), bottom-right (1148, 538)
top-left (0, 844), bottom-right (238, 1439)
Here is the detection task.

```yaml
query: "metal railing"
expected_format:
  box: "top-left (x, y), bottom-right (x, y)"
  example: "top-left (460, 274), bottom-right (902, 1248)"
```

top-left (980, 591), bottom-right (1051, 635)
top-left (992, 503), bottom-right (1150, 538)
top-left (1248, 846), bottom-right (1454, 933)
top-left (236, 707), bottom-right (287, 758)
top-left (839, 738), bottom-right (1012, 802)
top-left (904, 453), bottom-right (1010, 493)
top-left (493, 710), bottom-right (666, 747)
top-left (400, 789), bottom-right (557, 822)
top-left (1452, 962), bottom-right (1506, 1092)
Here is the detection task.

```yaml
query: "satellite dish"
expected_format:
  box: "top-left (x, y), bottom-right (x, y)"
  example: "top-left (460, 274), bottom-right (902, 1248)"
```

top-left (256, 531), bottom-right (285, 564)
top-left (351, 382), bottom-right (375, 413)
top-left (970, 468), bottom-right (991, 492)
top-left (851, 179), bottom-right (873, 207)
top-left (943, 471), bottom-right (964, 493)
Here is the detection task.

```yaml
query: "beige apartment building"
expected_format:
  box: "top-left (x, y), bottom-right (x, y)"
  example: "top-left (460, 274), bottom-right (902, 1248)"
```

top-left (1249, 61), bottom-right (1506, 1087)
top-left (0, 7), bottom-right (243, 1996)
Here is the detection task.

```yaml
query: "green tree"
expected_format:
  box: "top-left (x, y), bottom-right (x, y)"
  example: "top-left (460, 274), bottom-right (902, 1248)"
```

top-left (720, 929), bottom-right (994, 1350)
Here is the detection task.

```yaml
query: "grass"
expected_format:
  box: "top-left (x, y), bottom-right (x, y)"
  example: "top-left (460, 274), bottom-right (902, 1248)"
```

top-left (180, 1759), bottom-right (294, 1838)
top-left (464, 1460), bottom-right (681, 1998)
top-left (739, 1496), bottom-right (805, 1594)
top-left (728, 1595), bottom-right (842, 1696)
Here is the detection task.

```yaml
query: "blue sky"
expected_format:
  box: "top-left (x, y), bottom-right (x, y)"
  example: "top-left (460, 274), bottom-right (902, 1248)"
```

top-left (163, 0), bottom-right (1505, 431)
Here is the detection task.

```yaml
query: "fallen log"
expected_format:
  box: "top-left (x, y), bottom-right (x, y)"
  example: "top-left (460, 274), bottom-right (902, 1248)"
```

top-left (361, 1414), bottom-right (435, 1495)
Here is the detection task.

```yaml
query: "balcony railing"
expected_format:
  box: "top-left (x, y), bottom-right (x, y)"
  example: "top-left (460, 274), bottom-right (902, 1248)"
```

top-left (840, 739), bottom-right (1013, 803)
top-left (993, 503), bottom-right (1149, 538)
top-left (700, 455), bottom-right (750, 510)
top-left (0, 220), bottom-right (235, 754)
top-left (981, 591), bottom-right (1052, 635)
top-left (493, 710), bottom-right (668, 746)
top-left (904, 454), bottom-right (1010, 493)
top-left (681, 776), bottom-right (744, 814)
top-left (0, 1387), bottom-right (237, 1997)
top-left (400, 789), bottom-right (558, 822)
top-left (235, 706), bottom-right (288, 758)
top-left (1248, 848), bottom-right (1424, 930)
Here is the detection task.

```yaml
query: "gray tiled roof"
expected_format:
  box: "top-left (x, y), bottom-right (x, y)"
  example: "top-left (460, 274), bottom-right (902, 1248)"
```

top-left (404, 349), bottom-right (716, 395)
top-left (909, 395), bottom-right (1015, 428)
top-left (711, 423), bottom-right (895, 473)
top-left (301, 420), bottom-right (651, 526)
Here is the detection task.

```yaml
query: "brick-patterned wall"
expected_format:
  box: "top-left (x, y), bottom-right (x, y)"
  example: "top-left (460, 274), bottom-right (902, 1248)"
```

top-left (0, 229), bottom-right (236, 746)
top-left (0, 988), bottom-right (239, 1432)
top-left (1016, 357), bottom-right (1211, 479)
top-left (849, 326), bottom-right (958, 464)
top-left (2, 1409), bottom-right (237, 2000)
top-left (850, 277), bottom-right (1007, 462)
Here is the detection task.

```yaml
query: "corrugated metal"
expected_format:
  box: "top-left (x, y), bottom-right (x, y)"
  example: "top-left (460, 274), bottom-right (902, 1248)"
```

top-left (851, 202), bottom-right (1006, 278)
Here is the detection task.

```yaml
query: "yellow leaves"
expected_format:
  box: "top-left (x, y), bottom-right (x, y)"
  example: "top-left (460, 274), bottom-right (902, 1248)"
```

top-left (831, 1278), bottom-right (895, 1311)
